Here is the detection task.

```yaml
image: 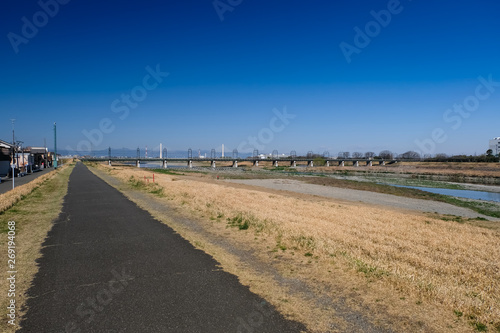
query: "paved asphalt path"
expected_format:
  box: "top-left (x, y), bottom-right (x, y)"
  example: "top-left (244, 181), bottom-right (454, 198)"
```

top-left (18, 163), bottom-right (305, 333)
top-left (0, 167), bottom-right (56, 195)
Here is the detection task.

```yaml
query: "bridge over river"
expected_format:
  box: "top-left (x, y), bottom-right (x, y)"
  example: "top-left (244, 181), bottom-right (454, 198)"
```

top-left (82, 157), bottom-right (398, 168)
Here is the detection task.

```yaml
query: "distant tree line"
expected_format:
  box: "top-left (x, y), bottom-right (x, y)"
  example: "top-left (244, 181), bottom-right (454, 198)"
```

top-left (290, 149), bottom-right (498, 162)
top-left (423, 150), bottom-right (499, 162)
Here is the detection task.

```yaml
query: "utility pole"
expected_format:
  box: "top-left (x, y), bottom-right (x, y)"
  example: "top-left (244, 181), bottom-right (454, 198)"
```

top-left (53, 122), bottom-right (58, 168)
top-left (11, 119), bottom-right (15, 189)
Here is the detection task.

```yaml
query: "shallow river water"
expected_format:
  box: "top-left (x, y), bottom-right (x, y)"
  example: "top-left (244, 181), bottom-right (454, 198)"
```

top-left (391, 184), bottom-right (500, 202)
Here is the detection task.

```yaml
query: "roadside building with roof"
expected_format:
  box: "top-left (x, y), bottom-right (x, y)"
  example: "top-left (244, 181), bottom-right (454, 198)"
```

top-left (0, 139), bottom-right (13, 176)
top-left (27, 147), bottom-right (49, 170)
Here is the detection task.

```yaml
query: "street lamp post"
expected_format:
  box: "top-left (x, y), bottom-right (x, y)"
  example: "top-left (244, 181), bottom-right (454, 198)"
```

top-left (11, 119), bottom-right (15, 189)
top-left (53, 122), bottom-right (58, 169)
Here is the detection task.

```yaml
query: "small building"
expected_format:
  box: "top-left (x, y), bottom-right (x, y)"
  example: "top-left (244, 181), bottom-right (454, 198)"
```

top-left (489, 137), bottom-right (500, 156)
top-left (14, 152), bottom-right (34, 174)
top-left (0, 140), bottom-right (13, 177)
top-left (27, 147), bottom-right (49, 170)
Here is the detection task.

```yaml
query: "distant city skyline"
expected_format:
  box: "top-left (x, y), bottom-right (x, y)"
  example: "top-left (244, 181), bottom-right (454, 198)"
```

top-left (1, 1), bottom-right (499, 156)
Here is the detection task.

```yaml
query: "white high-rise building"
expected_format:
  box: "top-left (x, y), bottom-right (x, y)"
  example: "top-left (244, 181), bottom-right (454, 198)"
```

top-left (222, 144), bottom-right (224, 158)
top-left (489, 137), bottom-right (500, 155)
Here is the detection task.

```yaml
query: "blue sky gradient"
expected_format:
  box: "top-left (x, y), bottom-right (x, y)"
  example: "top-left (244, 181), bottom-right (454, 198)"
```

top-left (1, 0), bottom-right (499, 156)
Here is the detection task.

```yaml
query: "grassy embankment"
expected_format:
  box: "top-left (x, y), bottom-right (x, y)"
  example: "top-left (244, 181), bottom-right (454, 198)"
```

top-left (93, 163), bottom-right (500, 332)
top-left (0, 163), bottom-right (74, 333)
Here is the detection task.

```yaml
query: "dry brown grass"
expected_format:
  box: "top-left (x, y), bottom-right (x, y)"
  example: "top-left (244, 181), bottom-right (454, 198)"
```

top-left (96, 164), bottom-right (500, 331)
top-left (0, 163), bottom-right (74, 332)
top-left (0, 169), bottom-right (62, 213)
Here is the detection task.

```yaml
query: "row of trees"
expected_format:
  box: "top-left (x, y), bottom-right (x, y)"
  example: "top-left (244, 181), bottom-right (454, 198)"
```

top-left (335, 150), bottom-right (499, 162)
top-left (425, 150), bottom-right (499, 162)
top-left (337, 150), bottom-right (400, 160)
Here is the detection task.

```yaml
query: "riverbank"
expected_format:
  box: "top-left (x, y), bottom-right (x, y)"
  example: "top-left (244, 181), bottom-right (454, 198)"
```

top-left (309, 161), bottom-right (500, 181)
top-left (184, 166), bottom-right (500, 219)
top-left (88, 163), bottom-right (500, 332)
top-left (224, 178), bottom-right (500, 222)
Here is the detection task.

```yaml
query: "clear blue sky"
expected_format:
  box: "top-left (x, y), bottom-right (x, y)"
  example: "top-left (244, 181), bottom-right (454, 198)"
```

top-left (1, 0), bottom-right (499, 156)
